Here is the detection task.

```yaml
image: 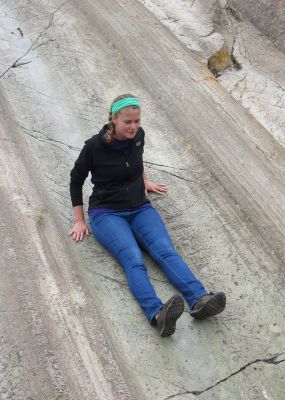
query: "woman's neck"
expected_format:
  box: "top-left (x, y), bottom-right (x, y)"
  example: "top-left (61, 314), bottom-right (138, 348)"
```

top-left (113, 130), bottom-right (129, 141)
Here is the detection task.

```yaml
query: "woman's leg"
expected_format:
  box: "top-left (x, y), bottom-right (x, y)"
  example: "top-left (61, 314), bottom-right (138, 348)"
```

top-left (89, 212), bottom-right (163, 323)
top-left (129, 206), bottom-right (208, 309)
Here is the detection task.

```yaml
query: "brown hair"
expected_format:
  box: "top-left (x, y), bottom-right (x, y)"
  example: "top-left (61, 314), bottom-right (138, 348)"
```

top-left (104, 93), bottom-right (140, 143)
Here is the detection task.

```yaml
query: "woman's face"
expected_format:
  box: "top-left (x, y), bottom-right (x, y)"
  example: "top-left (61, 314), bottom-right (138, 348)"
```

top-left (112, 107), bottom-right (141, 140)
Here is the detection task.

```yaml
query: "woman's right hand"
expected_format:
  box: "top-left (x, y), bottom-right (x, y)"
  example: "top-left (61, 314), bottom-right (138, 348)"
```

top-left (69, 221), bottom-right (90, 242)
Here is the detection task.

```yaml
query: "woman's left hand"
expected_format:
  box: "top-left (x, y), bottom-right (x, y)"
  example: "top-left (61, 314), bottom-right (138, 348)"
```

top-left (144, 179), bottom-right (167, 195)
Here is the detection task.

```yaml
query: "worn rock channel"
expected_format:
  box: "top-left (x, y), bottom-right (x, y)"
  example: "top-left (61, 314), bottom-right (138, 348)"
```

top-left (0, 1), bottom-right (285, 399)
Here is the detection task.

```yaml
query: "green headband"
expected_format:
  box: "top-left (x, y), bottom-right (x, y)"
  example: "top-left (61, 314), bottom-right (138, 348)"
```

top-left (111, 97), bottom-right (140, 115)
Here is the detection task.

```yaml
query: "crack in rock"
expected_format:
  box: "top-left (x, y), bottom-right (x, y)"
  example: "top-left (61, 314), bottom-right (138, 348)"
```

top-left (0, 2), bottom-right (66, 79)
top-left (22, 130), bottom-right (74, 157)
top-left (3, 78), bottom-right (62, 100)
top-left (87, 267), bottom-right (170, 286)
top-left (139, 370), bottom-right (189, 394)
top-left (144, 160), bottom-right (189, 171)
top-left (16, 27), bottom-right (24, 37)
top-left (200, 28), bottom-right (215, 38)
top-left (30, 129), bottom-right (80, 151)
top-left (164, 352), bottom-right (285, 399)
top-left (146, 164), bottom-right (199, 186)
top-left (49, 188), bottom-right (70, 201)
top-left (230, 37), bottom-right (242, 71)
top-left (11, 120), bottom-right (78, 155)
top-left (224, 4), bottom-right (242, 23)
top-left (11, 60), bottom-right (32, 68)
top-left (87, 268), bottom-right (127, 286)
top-left (229, 74), bottom-right (247, 96)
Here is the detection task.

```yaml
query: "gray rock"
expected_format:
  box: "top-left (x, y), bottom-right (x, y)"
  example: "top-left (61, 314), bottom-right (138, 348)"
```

top-left (228, 0), bottom-right (285, 52)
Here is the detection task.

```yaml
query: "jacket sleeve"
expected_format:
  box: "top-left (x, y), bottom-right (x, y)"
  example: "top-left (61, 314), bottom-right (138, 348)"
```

top-left (140, 127), bottom-right (145, 152)
top-left (70, 141), bottom-right (91, 207)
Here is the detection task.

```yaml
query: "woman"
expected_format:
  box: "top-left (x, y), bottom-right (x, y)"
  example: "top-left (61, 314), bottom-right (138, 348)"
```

top-left (69, 94), bottom-right (226, 337)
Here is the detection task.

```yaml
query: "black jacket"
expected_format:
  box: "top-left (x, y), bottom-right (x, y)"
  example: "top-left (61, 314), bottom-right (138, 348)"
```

top-left (70, 125), bottom-right (149, 210)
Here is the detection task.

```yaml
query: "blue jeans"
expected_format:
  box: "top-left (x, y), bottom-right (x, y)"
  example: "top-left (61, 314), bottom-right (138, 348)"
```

top-left (89, 205), bottom-right (207, 324)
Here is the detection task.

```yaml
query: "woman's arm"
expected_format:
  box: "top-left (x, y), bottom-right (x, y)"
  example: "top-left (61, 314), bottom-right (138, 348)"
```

top-left (143, 170), bottom-right (167, 195)
top-left (69, 142), bottom-right (91, 242)
top-left (69, 205), bottom-right (90, 242)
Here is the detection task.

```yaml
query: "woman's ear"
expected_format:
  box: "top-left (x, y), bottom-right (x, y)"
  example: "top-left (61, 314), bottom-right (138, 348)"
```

top-left (111, 114), bottom-right (117, 124)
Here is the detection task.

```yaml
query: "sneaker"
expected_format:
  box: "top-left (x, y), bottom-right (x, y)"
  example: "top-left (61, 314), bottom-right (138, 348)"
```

top-left (156, 295), bottom-right (184, 337)
top-left (190, 292), bottom-right (226, 320)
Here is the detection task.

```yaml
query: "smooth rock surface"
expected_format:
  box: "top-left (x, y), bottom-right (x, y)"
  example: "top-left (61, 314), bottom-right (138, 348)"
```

top-left (138, 0), bottom-right (285, 148)
top-left (1, 1), bottom-right (285, 399)
top-left (228, 0), bottom-right (285, 52)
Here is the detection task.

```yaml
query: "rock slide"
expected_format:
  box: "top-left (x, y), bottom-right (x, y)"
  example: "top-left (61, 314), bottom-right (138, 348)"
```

top-left (1, 1), bottom-right (284, 399)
